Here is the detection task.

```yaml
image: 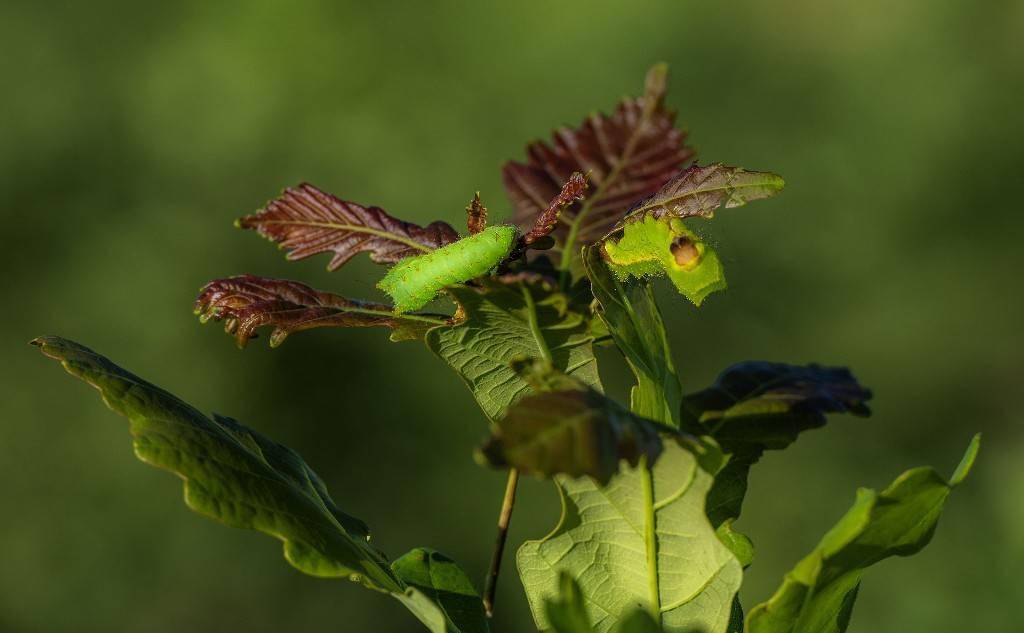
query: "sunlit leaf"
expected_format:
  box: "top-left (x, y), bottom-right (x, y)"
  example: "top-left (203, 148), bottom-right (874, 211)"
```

top-left (237, 182), bottom-right (460, 271)
top-left (32, 336), bottom-right (487, 633)
top-left (613, 163), bottom-right (785, 235)
top-left (504, 64), bottom-right (695, 265)
top-left (425, 277), bottom-right (601, 421)
top-left (519, 254), bottom-right (740, 633)
top-left (195, 275), bottom-right (446, 347)
top-left (518, 439), bottom-right (738, 633)
top-left (601, 216), bottom-right (727, 307)
top-left (745, 435), bottom-right (980, 633)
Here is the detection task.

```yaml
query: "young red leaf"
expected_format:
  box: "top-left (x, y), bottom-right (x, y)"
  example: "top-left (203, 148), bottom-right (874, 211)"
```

top-left (521, 171), bottom-right (587, 246)
top-left (237, 183), bottom-right (461, 270)
top-left (195, 275), bottom-right (446, 347)
top-left (503, 64), bottom-right (694, 261)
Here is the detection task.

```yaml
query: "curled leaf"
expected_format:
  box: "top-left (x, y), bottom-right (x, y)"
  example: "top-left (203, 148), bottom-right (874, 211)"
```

top-left (238, 183), bottom-right (460, 270)
top-left (195, 275), bottom-right (446, 347)
top-left (612, 163), bottom-right (785, 236)
top-left (582, 246), bottom-right (682, 426)
top-left (504, 64), bottom-right (694, 256)
top-left (522, 172), bottom-right (588, 246)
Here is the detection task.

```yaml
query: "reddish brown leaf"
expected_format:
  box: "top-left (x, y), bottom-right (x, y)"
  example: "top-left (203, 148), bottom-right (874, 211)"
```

top-left (195, 275), bottom-right (446, 347)
top-left (613, 163), bottom-right (786, 236)
top-left (465, 192), bottom-right (488, 235)
top-left (503, 64), bottom-right (694, 260)
top-left (237, 183), bottom-right (461, 271)
top-left (522, 171), bottom-right (588, 245)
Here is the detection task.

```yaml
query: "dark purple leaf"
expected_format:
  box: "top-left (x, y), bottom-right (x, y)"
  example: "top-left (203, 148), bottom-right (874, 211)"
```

top-left (195, 275), bottom-right (446, 348)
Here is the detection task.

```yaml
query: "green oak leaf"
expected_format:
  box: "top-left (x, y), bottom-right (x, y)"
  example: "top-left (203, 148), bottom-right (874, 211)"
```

top-left (682, 362), bottom-right (873, 567)
top-left (583, 247), bottom-right (682, 427)
top-left (745, 434), bottom-right (980, 633)
top-left (393, 548), bottom-right (490, 633)
top-left (601, 216), bottom-right (726, 307)
top-left (426, 277), bottom-right (601, 421)
top-left (518, 440), bottom-right (740, 633)
top-left (32, 336), bottom-right (487, 633)
top-left (545, 573), bottom-right (663, 633)
top-left (519, 249), bottom-right (740, 633)
top-left (478, 364), bottom-right (698, 485)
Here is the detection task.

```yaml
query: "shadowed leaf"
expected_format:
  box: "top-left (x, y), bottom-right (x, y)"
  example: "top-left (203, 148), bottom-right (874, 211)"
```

top-left (613, 164), bottom-right (784, 236)
top-left (32, 336), bottom-right (487, 633)
top-left (478, 364), bottom-right (688, 484)
top-left (683, 362), bottom-right (872, 450)
top-left (238, 183), bottom-right (460, 270)
top-left (545, 573), bottom-right (664, 633)
top-left (393, 548), bottom-right (489, 633)
top-left (195, 275), bottom-right (446, 347)
top-left (683, 362), bottom-right (873, 566)
top-left (504, 64), bottom-right (695, 261)
top-left (746, 435), bottom-right (980, 633)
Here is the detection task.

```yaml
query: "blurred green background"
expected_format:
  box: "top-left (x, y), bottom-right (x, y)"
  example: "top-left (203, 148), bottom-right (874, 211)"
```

top-left (2, 1), bottom-right (1021, 631)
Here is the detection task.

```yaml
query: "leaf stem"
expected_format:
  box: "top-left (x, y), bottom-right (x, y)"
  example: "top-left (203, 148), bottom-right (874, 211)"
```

top-left (521, 284), bottom-right (553, 364)
top-left (640, 455), bottom-right (662, 624)
top-left (483, 468), bottom-right (520, 618)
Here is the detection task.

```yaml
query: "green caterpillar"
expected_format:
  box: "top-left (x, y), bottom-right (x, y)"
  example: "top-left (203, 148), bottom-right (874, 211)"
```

top-left (378, 225), bottom-right (518, 313)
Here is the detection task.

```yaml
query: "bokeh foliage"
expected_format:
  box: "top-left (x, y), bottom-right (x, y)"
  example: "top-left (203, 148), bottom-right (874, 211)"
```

top-left (1, 1), bottom-right (1021, 632)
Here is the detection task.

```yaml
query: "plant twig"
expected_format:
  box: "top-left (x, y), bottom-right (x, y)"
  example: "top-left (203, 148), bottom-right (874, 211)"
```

top-left (483, 468), bottom-right (520, 618)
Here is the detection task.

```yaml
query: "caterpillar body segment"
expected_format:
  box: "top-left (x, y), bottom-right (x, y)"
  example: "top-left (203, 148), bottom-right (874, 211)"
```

top-left (378, 225), bottom-right (518, 313)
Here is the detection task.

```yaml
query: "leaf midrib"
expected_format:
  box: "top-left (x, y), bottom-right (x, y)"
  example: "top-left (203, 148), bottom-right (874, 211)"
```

top-left (253, 220), bottom-right (436, 254)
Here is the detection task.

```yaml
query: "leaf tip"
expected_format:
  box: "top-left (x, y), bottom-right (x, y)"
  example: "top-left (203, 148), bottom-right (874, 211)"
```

top-left (950, 433), bottom-right (981, 486)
